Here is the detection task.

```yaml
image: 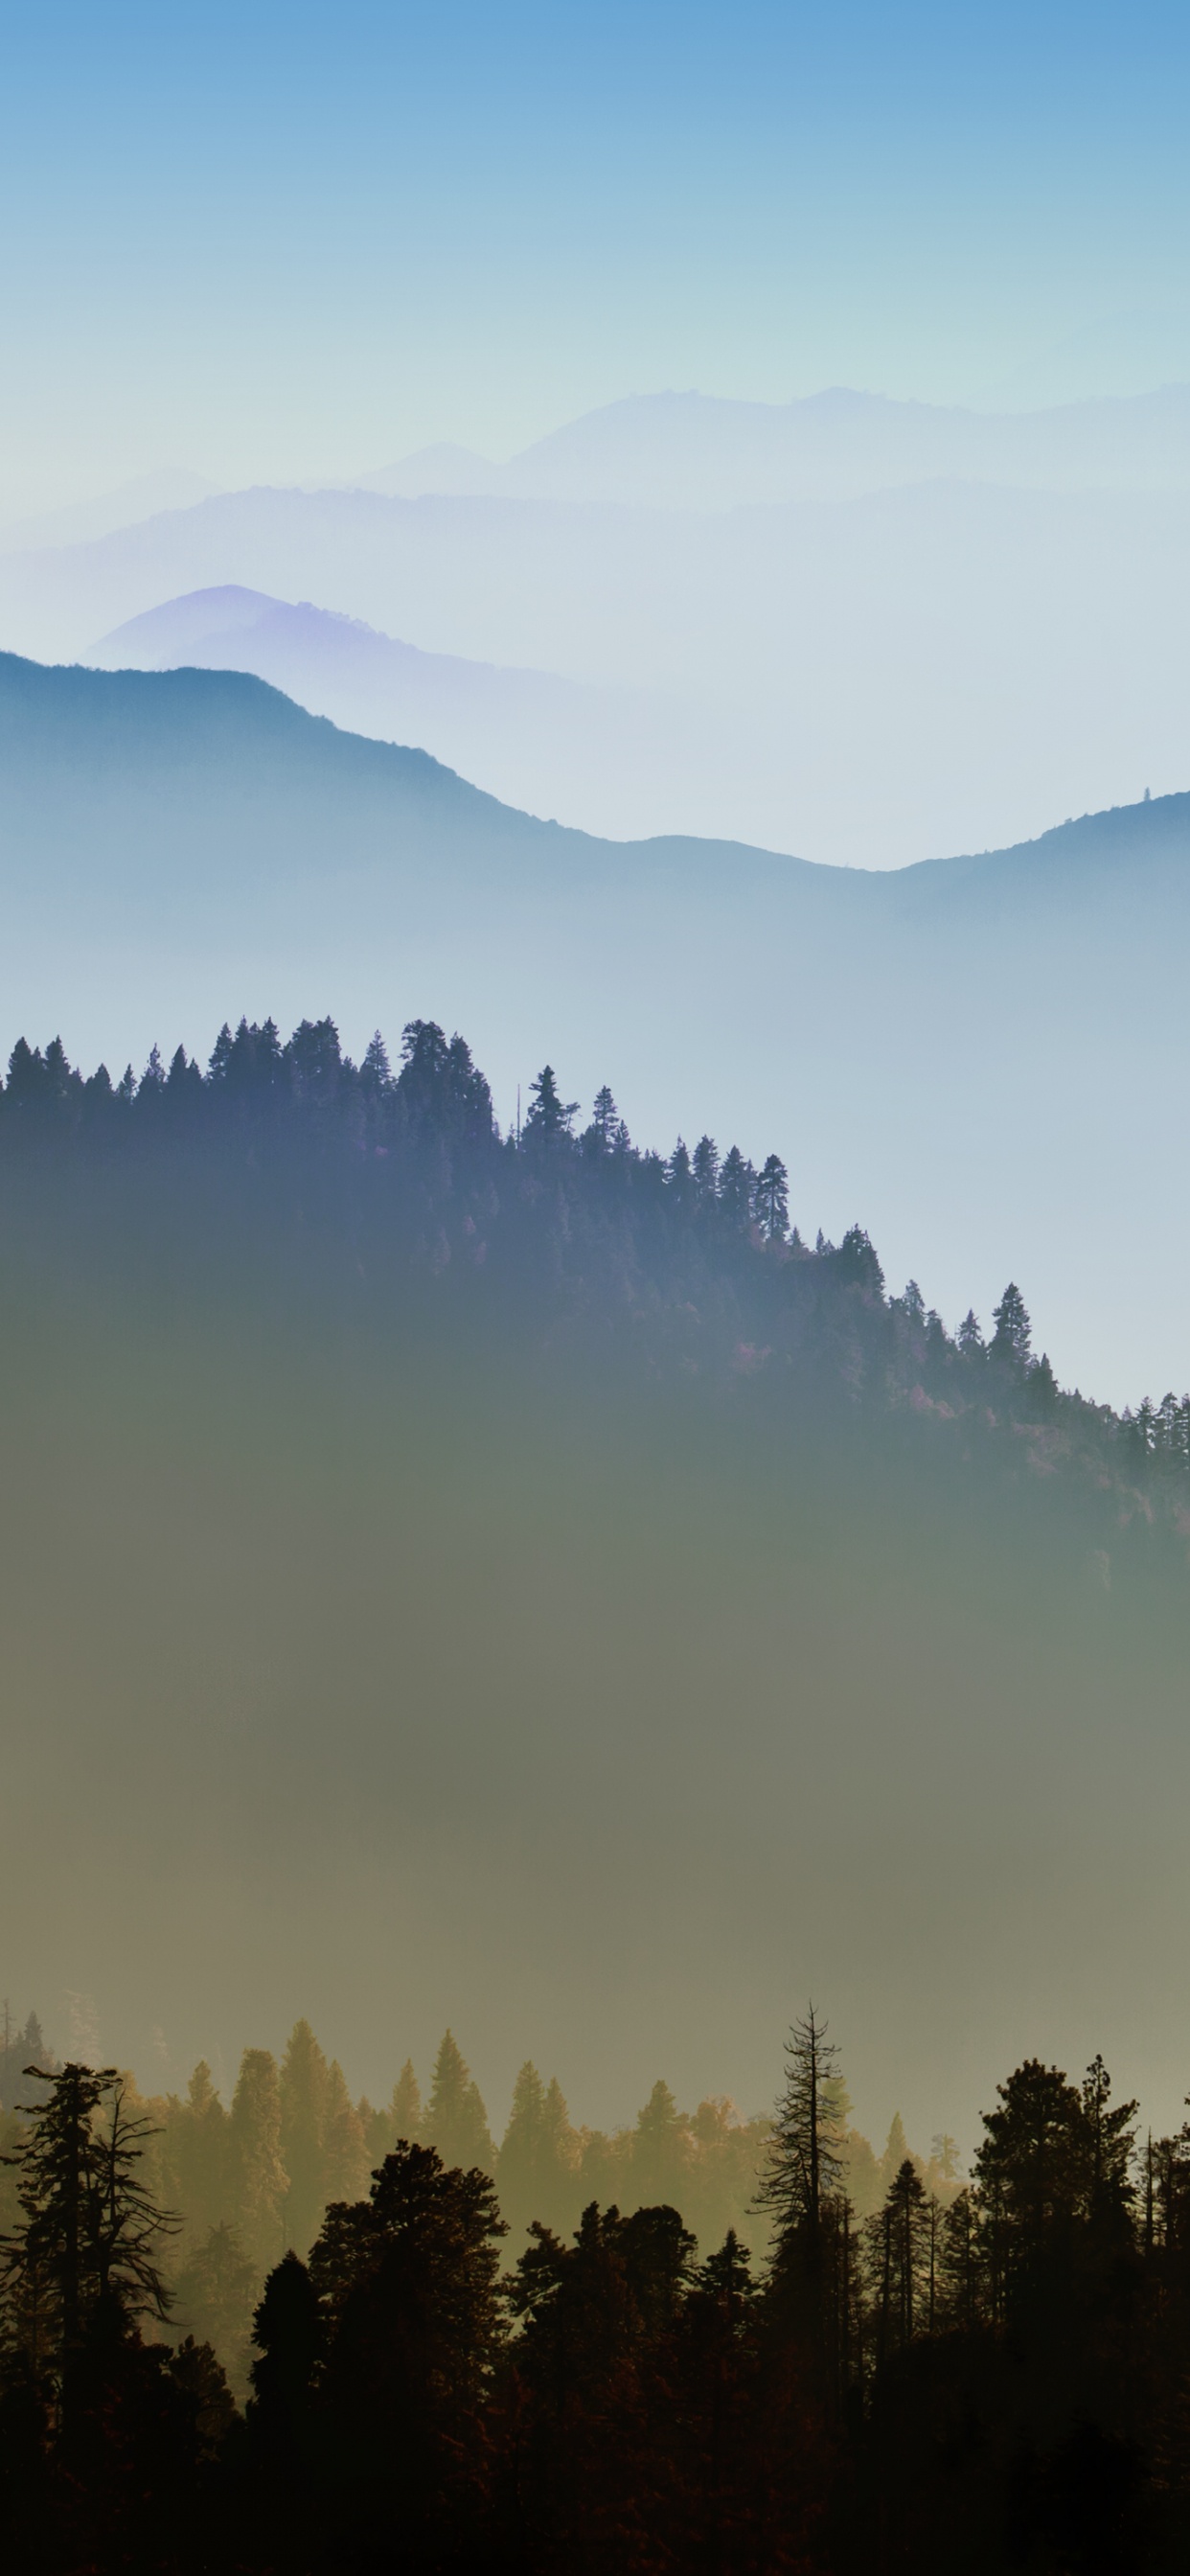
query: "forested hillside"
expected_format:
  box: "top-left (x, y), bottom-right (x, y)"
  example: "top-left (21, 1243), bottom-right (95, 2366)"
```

top-left (7, 648), bottom-right (1190, 1401)
top-left (4, 1005), bottom-right (1190, 2141)
top-left (0, 1003), bottom-right (1182, 1502)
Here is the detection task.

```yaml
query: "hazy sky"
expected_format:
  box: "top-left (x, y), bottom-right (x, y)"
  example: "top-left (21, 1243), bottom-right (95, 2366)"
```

top-left (5, 0), bottom-right (1190, 511)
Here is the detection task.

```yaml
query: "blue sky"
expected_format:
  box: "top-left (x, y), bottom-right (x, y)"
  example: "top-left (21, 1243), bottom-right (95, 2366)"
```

top-left (4, 0), bottom-right (1190, 504)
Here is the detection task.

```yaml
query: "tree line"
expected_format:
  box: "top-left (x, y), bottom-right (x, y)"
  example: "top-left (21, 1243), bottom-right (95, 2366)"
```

top-left (0, 1012), bottom-right (1183, 1522)
top-left (0, 2014), bottom-right (949, 2402)
top-left (0, 2009), bottom-right (1184, 2570)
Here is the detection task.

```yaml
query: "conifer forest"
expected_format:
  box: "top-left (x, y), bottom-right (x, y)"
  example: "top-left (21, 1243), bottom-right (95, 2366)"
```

top-left (0, 2000), bottom-right (1185, 2571)
top-left (14, 4), bottom-right (1190, 2564)
top-left (1, 1015), bottom-right (1190, 2567)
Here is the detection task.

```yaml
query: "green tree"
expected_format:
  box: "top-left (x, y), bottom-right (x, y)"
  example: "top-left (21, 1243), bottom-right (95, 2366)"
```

top-left (279, 2020), bottom-right (330, 2256)
top-left (229, 2049), bottom-right (288, 2273)
top-left (754, 1152), bottom-right (790, 1242)
top-left (0, 2063), bottom-right (175, 2377)
top-left (974, 2058), bottom-right (1090, 2320)
top-left (173, 2220), bottom-right (257, 2395)
top-left (497, 2061), bottom-right (544, 2237)
top-left (630, 2080), bottom-right (691, 2213)
top-left (585, 1085), bottom-right (628, 1154)
top-left (756, 2008), bottom-right (845, 2254)
top-left (936, 2186), bottom-right (984, 2328)
top-left (879, 2110), bottom-right (913, 2196)
top-left (990, 1280), bottom-right (1032, 1369)
top-left (691, 1134), bottom-right (720, 1206)
top-left (1082, 2055), bottom-right (1137, 2240)
top-left (320, 2059), bottom-right (368, 2210)
top-left (866, 2159), bottom-right (932, 2358)
top-left (163, 2061), bottom-right (228, 2250)
top-left (423, 2032), bottom-right (494, 2174)
top-left (524, 1065), bottom-right (579, 1142)
top-left (718, 1144), bottom-right (754, 1230)
top-left (390, 2057), bottom-right (423, 2142)
top-left (248, 2248), bottom-right (325, 2467)
top-left (755, 2008), bottom-right (849, 2384)
top-left (309, 2142), bottom-right (506, 2560)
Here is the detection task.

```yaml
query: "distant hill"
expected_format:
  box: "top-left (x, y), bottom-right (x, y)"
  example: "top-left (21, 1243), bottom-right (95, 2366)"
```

top-left (89, 586), bottom-right (670, 830)
top-left (3, 649), bottom-right (1190, 1401)
top-left (361, 384), bottom-right (1190, 508)
top-left (4, 474), bottom-right (1190, 867)
top-left (0, 467), bottom-right (219, 554)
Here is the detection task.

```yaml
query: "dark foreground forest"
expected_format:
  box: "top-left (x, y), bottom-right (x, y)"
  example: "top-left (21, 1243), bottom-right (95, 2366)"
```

top-left (0, 2011), bottom-right (1185, 2574)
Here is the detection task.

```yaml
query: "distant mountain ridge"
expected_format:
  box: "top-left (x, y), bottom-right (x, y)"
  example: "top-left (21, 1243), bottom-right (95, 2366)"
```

top-left (88, 586), bottom-right (662, 828)
top-left (2, 472), bottom-right (1187, 868)
top-left (362, 383), bottom-right (1190, 508)
top-left (2, 648), bottom-right (1190, 1405)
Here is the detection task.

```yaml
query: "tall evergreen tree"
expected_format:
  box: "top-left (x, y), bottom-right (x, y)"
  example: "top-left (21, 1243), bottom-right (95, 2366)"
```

top-left (389, 2058), bottom-right (423, 2144)
top-left (691, 1134), bottom-right (720, 1206)
top-left (279, 2021), bottom-right (330, 2257)
top-left (631, 2080), bottom-right (691, 2213)
top-left (0, 2064), bottom-right (175, 2376)
top-left (717, 1144), bottom-right (754, 1230)
top-left (756, 2008), bottom-right (848, 2380)
top-left (754, 1152), bottom-right (790, 1243)
top-left (523, 1064), bottom-right (579, 1142)
top-left (423, 2033), bottom-right (494, 2174)
top-left (320, 2060), bottom-right (369, 2211)
top-left (990, 1280), bottom-right (1032, 1369)
top-left (229, 2050), bottom-right (288, 2273)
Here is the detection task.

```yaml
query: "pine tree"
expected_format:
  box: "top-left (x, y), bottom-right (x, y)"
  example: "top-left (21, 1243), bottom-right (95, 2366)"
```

top-left (523, 1065), bottom-right (579, 1142)
top-left (692, 1135), bottom-right (720, 1206)
top-left (757, 2009), bottom-right (845, 2252)
top-left (957, 1308), bottom-right (985, 1358)
top-left (754, 1153), bottom-right (790, 1243)
top-left (320, 2060), bottom-right (369, 2211)
top-left (390, 2058), bottom-right (423, 2145)
top-left (279, 2022), bottom-right (330, 2257)
top-left (249, 2249), bottom-right (325, 2466)
top-left (0, 2063), bottom-right (175, 2376)
top-left (164, 2062), bottom-right (228, 2249)
top-left (496, 2062), bottom-right (545, 2239)
top-left (865, 2159), bottom-right (931, 2358)
top-left (936, 2186), bottom-right (984, 2327)
top-left (174, 2220), bottom-right (257, 2394)
top-left (990, 1281), bottom-right (1032, 1369)
top-left (587, 1085), bottom-right (628, 1154)
top-left (630, 2080), bottom-right (690, 2212)
top-left (756, 2007), bottom-right (851, 2391)
top-left (879, 2111), bottom-right (912, 2195)
top-left (423, 2034), bottom-right (494, 2174)
top-left (309, 2142), bottom-right (506, 2558)
top-left (229, 2050), bottom-right (288, 2272)
top-left (360, 1031), bottom-right (393, 1097)
top-left (718, 1145), bottom-right (754, 1230)
top-left (1082, 2055), bottom-right (1137, 2238)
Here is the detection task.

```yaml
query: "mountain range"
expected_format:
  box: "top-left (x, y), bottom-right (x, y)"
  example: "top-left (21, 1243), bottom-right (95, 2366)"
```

top-left (360, 382), bottom-right (1190, 508)
top-left (89, 586), bottom-right (673, 833)
top-left (3, 647), bottom-right (1189, 1405)
top-left (3, 385), bottom-right (1190, 864)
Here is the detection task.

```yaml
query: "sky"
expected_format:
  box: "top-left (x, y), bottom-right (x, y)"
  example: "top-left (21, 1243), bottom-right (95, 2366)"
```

top-left (4, 0), bottom-right (1190, 512)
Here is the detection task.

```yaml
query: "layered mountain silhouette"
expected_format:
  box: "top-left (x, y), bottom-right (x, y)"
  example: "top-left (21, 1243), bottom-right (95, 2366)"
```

top-left (2, 465), bottom-right (1187, 864)
top-left (89, 586), bottom-right (675, 829)
top-left (3, 647), bottom-right (1190, 1401)
top-left (361, 382), bottom-right (1190, 508)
